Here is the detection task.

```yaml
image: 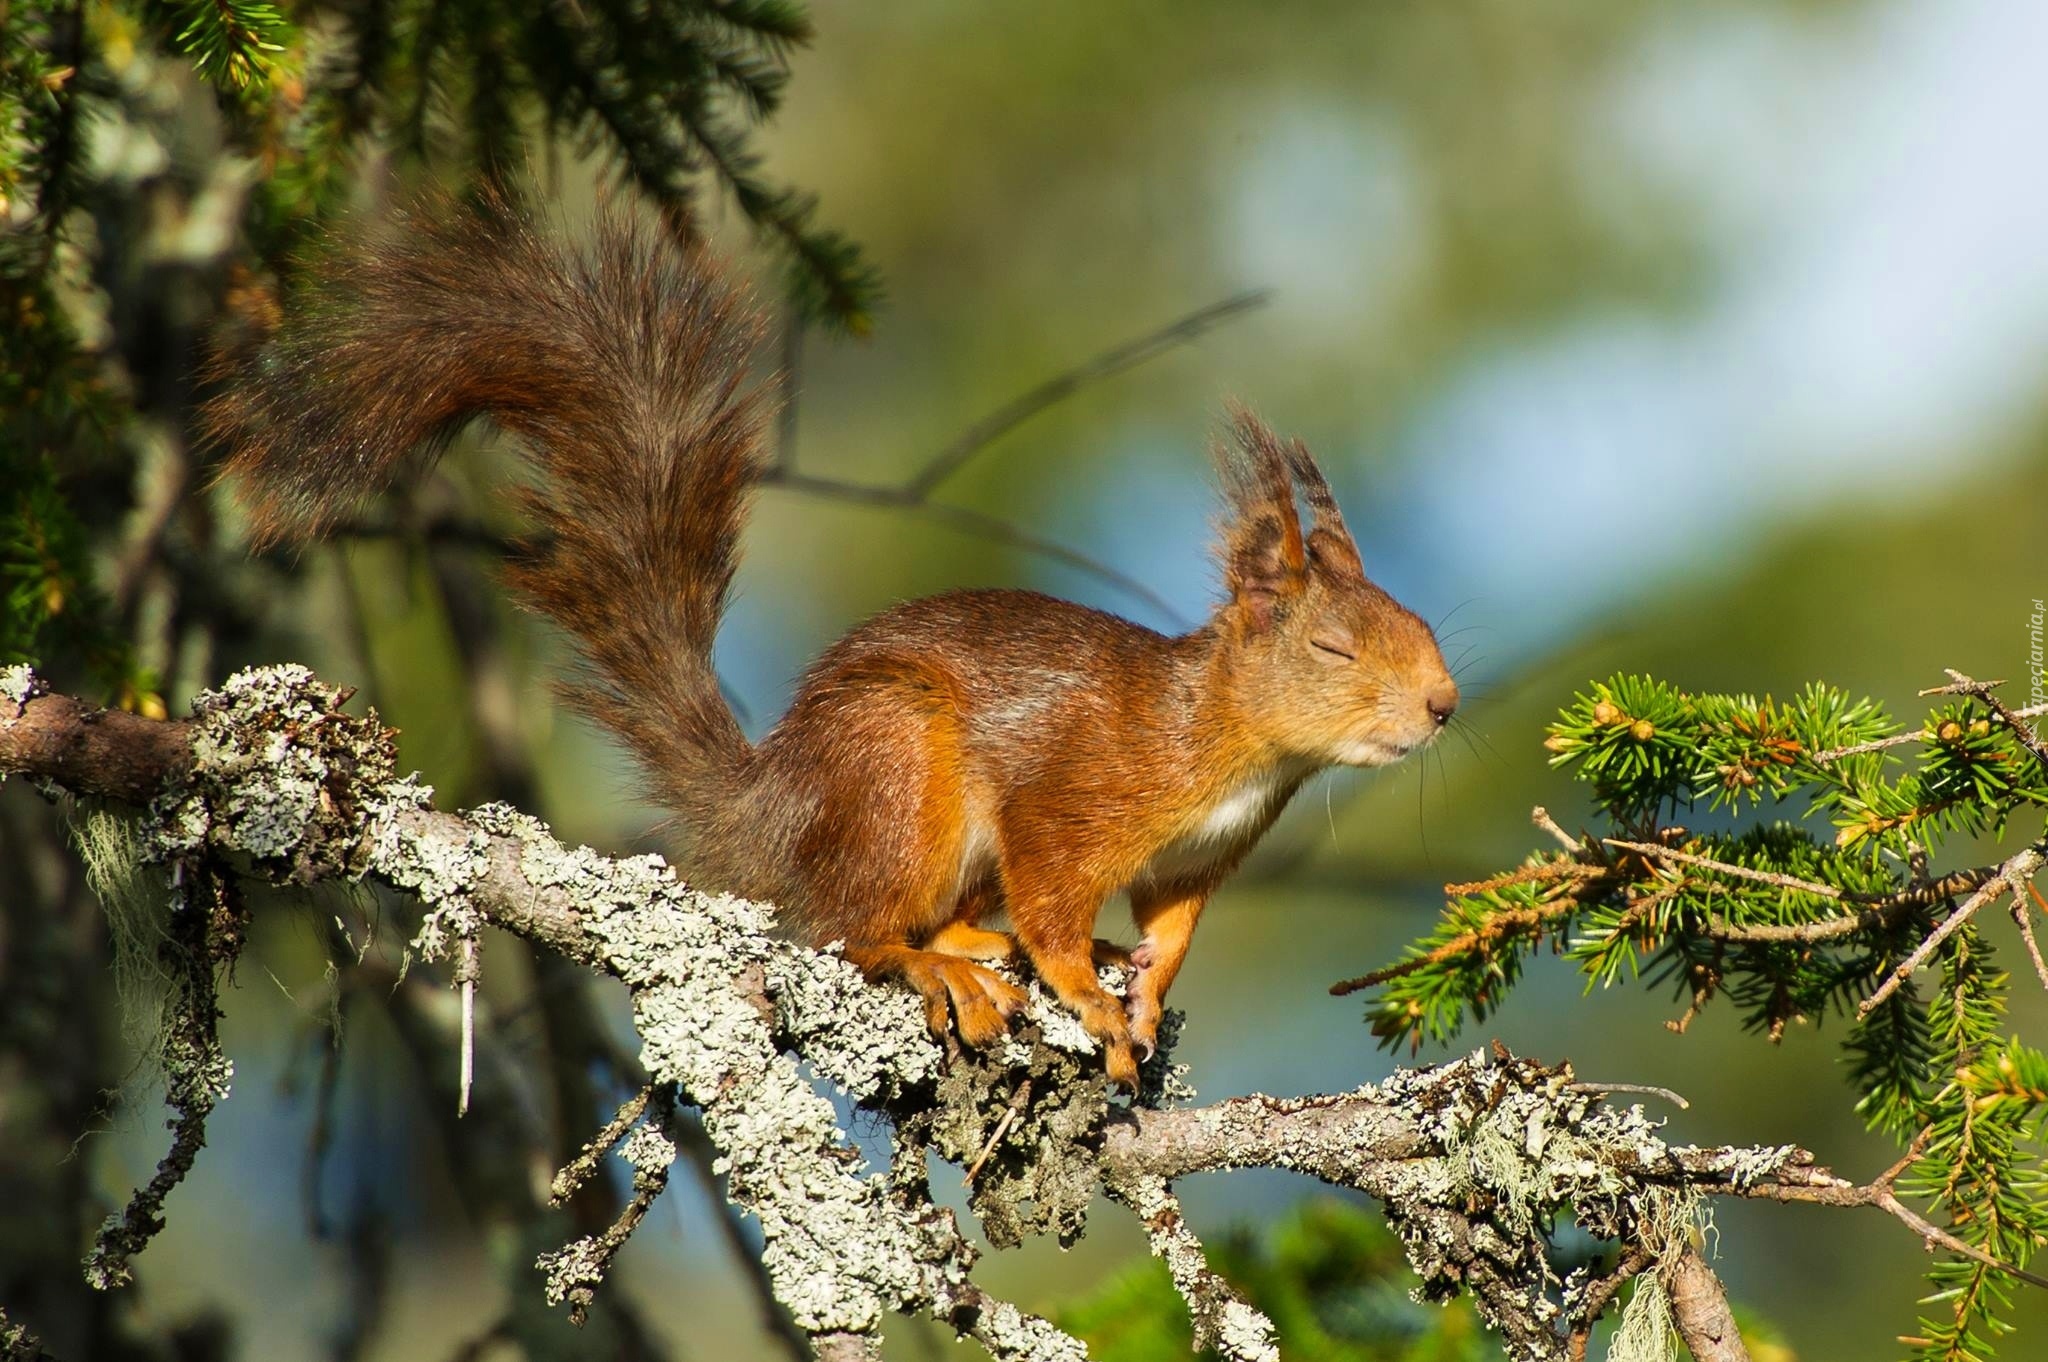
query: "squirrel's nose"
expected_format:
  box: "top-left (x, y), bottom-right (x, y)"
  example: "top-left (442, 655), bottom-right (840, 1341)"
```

top-left (1426, 679), bottom-right (1459, 727)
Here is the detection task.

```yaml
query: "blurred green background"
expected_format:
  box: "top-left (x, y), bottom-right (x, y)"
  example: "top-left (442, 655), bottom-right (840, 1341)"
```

top-left (19, 0), bottom-right (2048, 1357)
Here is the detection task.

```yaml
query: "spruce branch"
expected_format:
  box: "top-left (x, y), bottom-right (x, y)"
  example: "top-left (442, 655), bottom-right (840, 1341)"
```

top-left (169, 0), bottom-right (291, 89)
top-left (1923, 671), bottom-right (2048, 775)
top-left (1351, 667), bottom-right (2048, 1360)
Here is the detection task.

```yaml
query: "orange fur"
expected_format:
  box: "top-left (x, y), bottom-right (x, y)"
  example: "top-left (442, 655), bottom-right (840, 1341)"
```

top-left (207, 196), bottom-right (1459, 1089)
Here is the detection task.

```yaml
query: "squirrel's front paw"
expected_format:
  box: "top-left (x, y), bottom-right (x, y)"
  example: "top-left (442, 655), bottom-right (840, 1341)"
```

top-left (1068, 992), bottom-right (1139, 1090)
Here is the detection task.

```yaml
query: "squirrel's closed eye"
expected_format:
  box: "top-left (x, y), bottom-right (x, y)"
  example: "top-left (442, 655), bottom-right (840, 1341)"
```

top-left (1311, 637), bottom-right (1356, 662)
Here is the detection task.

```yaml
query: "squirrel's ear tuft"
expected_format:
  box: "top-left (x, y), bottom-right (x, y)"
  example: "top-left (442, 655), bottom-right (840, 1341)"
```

top-left (1216, 406), bottom-right (1307, 629)
top-left (1282, 436), bottom-right (1365, 580)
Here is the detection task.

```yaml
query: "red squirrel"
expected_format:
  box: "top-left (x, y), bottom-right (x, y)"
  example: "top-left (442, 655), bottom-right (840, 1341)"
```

top-left (206, 199), bottom-right (1458, 1088)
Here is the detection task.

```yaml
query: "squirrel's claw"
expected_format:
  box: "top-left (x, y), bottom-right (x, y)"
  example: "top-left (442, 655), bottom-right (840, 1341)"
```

top-left (1103, 1040), bottom-right (1141, 1092)
top-left (1124, 992), bottom-right (1163, 1062)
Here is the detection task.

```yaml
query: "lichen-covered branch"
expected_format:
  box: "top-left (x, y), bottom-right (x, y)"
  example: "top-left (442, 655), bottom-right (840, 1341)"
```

top-left (1101, 1173), bottom-right (1278, 1362)
top-left (0, 663), bottom-right (1974, 1359)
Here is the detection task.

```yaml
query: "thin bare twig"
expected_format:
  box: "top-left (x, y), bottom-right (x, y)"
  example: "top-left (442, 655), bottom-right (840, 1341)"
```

top-left (1568, 1246), bottom-right (1654, 1360)
top-left (1858, 843), bottom-right (2047, 1018)
top-left (905, 289), bottom-right (1269, 499)
top-left (2014, 884), bottom-right (2048, 991)
top-left (770, 470), bottom-right (1186, 622)
top-left (1812, 730), bottom-right (1933, 763)
top-left (774, 304), bottom-right (803, 473)
top-left (1601, 838), bottom-right (1846, 900)
top-left (963, 1080), bottom-right (1031, 1186)
top-left (456, 935), bottom-right (478, 1117)
top-left (1871, 1124), bottom-right (1936, 1194)
top-left (1874, 1187), bottom-right (2048, 1292)
top-left (2015, 880), bottom-right (2048, 987)
top-left (1532, 805), bottom-right (1583, 853)
top-left (111, 446), bottom-right (193, 616)
top-left (1568, 1081), bottom-right (1689, 1110)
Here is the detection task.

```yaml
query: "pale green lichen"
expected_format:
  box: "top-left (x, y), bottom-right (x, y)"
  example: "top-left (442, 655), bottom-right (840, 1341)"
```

top-left (1112, 1172), bottom-right (1278, 1362)
top-left (462, 804), bottom-right (961, 1337)
top-left (148, 665), bottom-right (399, 878)
top-left (0, 662), bottom-right (40, 709)
top-left (1363, 1049), bottom-right (1728, 1359)
top-left (1610, 1273), bottom-right (1675, 1362)
top-left (1136, 1007), bottom-right (1196, 1108)
top-left (536, 1234), bottom-right (609, 1308)
top-left (1216, 1301), bottom-right (1280, 1362)
top-left (769, 945), bottom-right (939, 1099)
top-left (969, 1299), bottom-right (1090, 1362)
top-left (2, 663), bottom-right (43, 787)
top-left (1608, 1186), bottom-right (1700, 1362)
top-left (620, 1121), bottom-right (677, 1175)
top-left (1679, 1141), bottom-right (1800, 1189)
top-left (74, 806), bottom-right (179, 1069)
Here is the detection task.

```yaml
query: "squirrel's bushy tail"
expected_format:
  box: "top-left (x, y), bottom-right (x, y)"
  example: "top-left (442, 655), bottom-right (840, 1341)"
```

top-left (205, 196), bottom-right (766, 825)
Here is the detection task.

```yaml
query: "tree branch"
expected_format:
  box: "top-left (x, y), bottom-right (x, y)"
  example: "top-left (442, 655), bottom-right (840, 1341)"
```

top-left (5, 665), bottom-right (2037, 1359)
top-left (902, 290), bottom-right (1270, 499)
top-left (1665, 1243), bottom-right (1747, 1362)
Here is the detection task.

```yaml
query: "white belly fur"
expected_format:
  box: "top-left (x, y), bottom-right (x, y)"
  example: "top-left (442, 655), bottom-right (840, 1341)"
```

top-left (949, 805), bottom-right (1000, 904)
top-left (1134, 763), bottom-right (1309, 889)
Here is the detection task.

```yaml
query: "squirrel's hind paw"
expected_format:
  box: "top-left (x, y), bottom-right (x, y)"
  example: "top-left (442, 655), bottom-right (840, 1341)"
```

top-left (928, 957), bottom-right (1027, 1049)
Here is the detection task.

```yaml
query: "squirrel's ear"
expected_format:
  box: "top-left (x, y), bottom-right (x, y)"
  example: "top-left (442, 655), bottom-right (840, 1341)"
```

top-left (1282, 436), bottom-right (1365, 580)
top-left (1217, 407), bottom-right (1307, 628)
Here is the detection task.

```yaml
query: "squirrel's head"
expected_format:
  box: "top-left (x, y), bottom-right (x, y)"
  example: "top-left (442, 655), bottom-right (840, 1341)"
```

top-left (1210, 408), bottom-right (1457, 767)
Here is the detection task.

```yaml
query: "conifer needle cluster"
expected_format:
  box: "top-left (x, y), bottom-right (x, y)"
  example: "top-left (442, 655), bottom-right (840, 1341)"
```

top-left (1347, 671), bottom-right (2048, 1360)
